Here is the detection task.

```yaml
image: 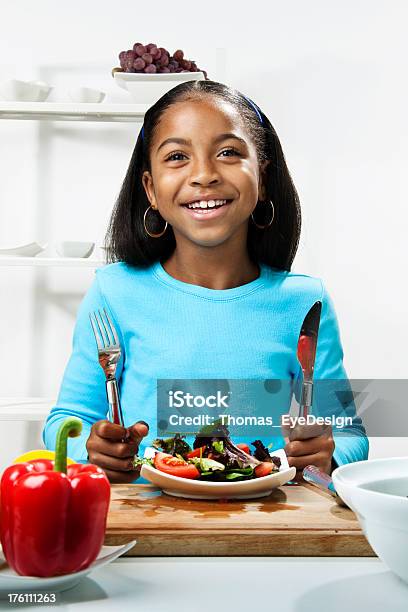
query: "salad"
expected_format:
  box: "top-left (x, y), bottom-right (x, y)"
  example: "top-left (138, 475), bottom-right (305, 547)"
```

top-left (134, 422), bottom-right (281, 482)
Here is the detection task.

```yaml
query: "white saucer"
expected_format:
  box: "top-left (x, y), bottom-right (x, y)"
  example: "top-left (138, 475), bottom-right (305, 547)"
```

top-left (0, 541), bottom-right (135, 595)
top-left (0, 242), bottom-right (47, 257)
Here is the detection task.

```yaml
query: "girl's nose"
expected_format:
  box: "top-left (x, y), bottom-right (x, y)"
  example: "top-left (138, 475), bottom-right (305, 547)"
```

top-left (189, 158), bottom-right (221, 186)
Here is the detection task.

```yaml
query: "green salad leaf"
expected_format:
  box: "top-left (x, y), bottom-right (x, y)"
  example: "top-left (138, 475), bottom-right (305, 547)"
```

top-left (132, 457), bottom-right (154, 469)
top-left (225, 467), bottom-right (254, 481)
top-left (190, 457), bottom-right (225, 472)
top-left (212, 440), bottom-right (224, 453)
top-left (152, 434), bottom-right (191, 456)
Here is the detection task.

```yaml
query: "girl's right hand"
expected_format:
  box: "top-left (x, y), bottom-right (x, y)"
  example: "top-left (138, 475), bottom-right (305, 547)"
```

top-left (86, 420), bottom-right (149, 483)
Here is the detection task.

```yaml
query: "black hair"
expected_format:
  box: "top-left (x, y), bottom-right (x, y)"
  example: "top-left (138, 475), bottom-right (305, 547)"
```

top-left (105, 80), bottom-right (301, 271)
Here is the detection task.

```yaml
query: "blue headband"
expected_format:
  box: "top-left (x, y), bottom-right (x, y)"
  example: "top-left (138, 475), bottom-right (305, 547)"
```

top-left (242, 95), bottom-right (263, 124)
top-left (140, 96), bottom-right (262, 142)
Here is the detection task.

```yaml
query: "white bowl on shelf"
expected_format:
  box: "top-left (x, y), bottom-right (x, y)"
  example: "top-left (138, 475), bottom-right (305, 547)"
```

top-left (55, 241), bottom-right (95, 258)
top-left (0, 242), bottom-right (47, 257)
top-left (67, 87), bottom-right (106, 103)
top-left (0, 80), bottom-right (52, 102)
top-left (113, 71), bottom-right (204, 104)
top-left (332, 457), bottom-right (408, 584)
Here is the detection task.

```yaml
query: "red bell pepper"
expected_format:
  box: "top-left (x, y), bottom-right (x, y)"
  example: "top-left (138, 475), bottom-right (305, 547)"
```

top-left (0, 417), bottom-right (110, 577)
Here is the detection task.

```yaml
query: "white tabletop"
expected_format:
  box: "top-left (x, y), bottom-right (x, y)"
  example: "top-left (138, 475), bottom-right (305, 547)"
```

top-left (4, 557), bottom-right (407, 611)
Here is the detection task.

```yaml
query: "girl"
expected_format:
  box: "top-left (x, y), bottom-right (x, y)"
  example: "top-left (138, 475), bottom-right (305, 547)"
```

top-left (43, 80), bottom-right (368, 483)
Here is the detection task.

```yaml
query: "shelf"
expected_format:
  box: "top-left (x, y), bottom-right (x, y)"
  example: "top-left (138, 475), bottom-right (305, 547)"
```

top-left (0, 397), bottom-right (55, 421)
top-left (0, 256), bottom-right (105, 267)
top-left (0, 102), bottom-right (148, 122)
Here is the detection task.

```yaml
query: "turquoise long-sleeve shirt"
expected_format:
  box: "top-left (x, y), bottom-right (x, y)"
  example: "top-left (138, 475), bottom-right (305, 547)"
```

top-left (42, 261), bottom-right (368, 470)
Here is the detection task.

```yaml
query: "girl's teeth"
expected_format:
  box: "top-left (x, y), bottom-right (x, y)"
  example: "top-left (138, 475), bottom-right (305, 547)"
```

top-left (187, 199), bottom-right (227, 209)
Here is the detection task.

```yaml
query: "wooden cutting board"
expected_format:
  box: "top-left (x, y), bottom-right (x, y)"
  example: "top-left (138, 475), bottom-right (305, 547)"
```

top-left (105, 483), bottom-right (375, 557)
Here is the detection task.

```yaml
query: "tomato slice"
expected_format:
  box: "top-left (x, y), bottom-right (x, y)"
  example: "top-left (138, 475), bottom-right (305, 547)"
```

top-left (254, 462), bottom-right (274, 478)
top-left (236, 443), bottom-right (251, 455)
top-left (297, 334), bottom-right (316, 373)
top-left (185, 446), bottom-right (206, 459)
top-left (154, 452), bottom-right (200, 479)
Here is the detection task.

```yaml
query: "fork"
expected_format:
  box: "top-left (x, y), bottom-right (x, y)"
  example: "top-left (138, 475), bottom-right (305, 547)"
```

top-left (89, 308), bottom-right (124, 427)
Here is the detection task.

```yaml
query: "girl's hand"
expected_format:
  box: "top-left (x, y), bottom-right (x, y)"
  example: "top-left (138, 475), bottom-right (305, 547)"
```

top-left (86, 420), bottom-right (149, 483)
top-left (283, 423), bottom-right (335, 478)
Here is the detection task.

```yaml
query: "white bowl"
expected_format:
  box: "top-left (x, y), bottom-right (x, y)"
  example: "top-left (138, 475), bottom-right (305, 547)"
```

top-left (55, 241), bottom-right (95, 258)
top-left (332, 457), bottom-right (408, 584)
top-left (67, 87), bottom-right (106, 103)
top-left (0, 79), bottom-right (52, 102)
top-left (141, 448), bottom-right (295, 500)
top-left (114, 71), bottom-right (205, 104)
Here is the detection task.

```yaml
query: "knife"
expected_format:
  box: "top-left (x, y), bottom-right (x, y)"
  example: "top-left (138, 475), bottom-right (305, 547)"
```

top-left (296, 301), bottom-right (322, 419)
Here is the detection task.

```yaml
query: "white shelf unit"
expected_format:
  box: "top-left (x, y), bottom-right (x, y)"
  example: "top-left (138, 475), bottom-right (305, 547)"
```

top-left (0, 102), bottom-right (148, 122)
top-left (1, 102), bottom-right (147, 422)
top-left (0, 256), bottom-right (104, 267)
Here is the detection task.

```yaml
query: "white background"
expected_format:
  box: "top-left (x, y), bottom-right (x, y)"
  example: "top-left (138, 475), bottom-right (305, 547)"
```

top-left (0, 0), bottom-right (407, 467)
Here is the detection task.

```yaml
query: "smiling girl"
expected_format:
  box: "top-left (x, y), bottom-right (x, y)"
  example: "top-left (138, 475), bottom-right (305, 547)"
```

top-left (43, 80), bottom-right (368, 483)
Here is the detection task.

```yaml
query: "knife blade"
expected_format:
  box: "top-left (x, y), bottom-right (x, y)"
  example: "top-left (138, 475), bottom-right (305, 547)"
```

top-left (296, 300), bottom-right (322, 418)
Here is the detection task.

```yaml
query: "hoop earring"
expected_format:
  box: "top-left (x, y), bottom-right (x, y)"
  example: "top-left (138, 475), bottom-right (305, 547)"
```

top-left (250, 199), bottom-right (275, 229)
top-left (143, 205), bottom-right (168, 238)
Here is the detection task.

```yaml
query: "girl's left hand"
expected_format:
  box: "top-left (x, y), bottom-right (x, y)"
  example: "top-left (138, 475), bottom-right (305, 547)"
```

top-left (283, 424), bottom-right (335, 477)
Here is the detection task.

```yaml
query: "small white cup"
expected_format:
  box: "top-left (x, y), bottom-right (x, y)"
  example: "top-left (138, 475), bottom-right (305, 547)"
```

top-left (67, 87), bottom-right (106, 103)
top-left (55, 241), bottom-right (95, 258)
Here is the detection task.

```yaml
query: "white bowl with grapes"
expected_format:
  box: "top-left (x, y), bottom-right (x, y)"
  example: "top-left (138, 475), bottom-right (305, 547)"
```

top-left (113, 43), bottom-right (207, 104)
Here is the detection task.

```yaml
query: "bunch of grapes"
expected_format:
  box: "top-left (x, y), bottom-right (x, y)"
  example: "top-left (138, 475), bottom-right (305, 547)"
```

top-left (115, 43), bottom-right (208, 78)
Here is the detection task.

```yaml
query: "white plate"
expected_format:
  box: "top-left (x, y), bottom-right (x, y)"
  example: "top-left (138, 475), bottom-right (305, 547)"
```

top-left (0, 242), bottom-right (47, 257)
top-left (141, 448), bottom-right (295, 500)
top-left (0, 541), bottom-right (135, 595)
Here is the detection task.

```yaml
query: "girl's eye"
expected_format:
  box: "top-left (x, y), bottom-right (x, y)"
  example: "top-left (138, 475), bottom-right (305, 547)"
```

top-left (165, 148), bottom-right (241, 162)
top-left (165, 151), bottom-right (187, 162)
top-left (219, 148), bottom-right (241, 157)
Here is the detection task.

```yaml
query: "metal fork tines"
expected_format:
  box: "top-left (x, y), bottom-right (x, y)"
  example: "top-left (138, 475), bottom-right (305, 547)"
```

top-left (89, 308), bottom-right (124, 426)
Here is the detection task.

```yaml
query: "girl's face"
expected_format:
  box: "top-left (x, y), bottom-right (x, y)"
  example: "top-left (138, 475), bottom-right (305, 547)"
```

top-left (142, 96), bottom-right (267, 249)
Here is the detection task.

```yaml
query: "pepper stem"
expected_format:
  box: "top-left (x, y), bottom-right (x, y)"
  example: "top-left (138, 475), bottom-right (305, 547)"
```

top-left (54, 417), bottom-right (83, 473)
